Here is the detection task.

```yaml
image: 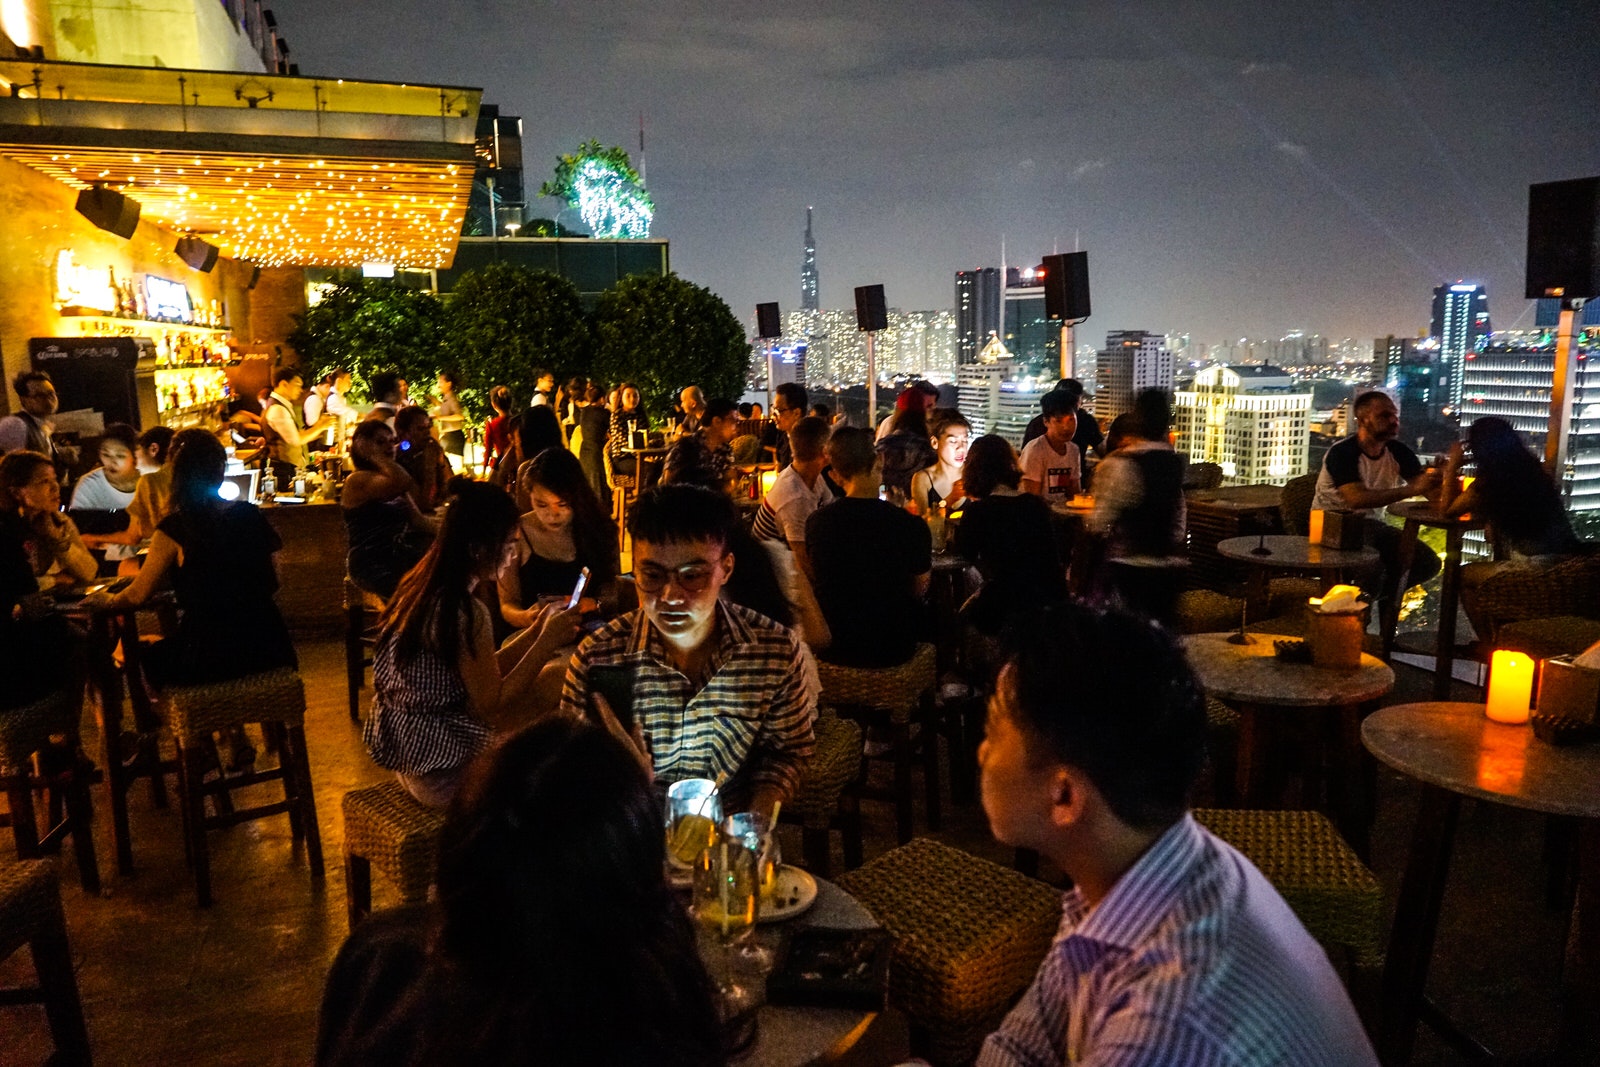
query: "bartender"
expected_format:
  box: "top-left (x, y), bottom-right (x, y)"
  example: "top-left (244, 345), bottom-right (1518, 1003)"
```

top-left (263, 367), bottom-right (336, 485)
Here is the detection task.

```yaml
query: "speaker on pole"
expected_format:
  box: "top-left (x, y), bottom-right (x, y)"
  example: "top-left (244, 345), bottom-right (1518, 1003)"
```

top-left (1043, 251), bottom-right (1091, 320)
top-left (854, 284), bottom-right (887, 332)
top-left (756, 302), bottom-right (782, 339)
top-left (175, 236), bottom-right (219, 273)
top-left (1527, 177), bottom-right (1600, 300)
top-left (74, 186), bottom-right (140, 239)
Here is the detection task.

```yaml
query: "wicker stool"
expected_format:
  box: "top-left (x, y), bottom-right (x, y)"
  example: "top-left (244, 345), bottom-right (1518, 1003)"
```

top-left (165, 668), bottom-right (323, 906)
top-left (1194, 808), bottom-right (1384, 970)
top-left (836, 838), bottom-right (1062, 1066)
top-left (780, 715), bottom-right (863, 877)
top-left (1174, 588), bottom-right (1244, 635)
top-left (0, 860), bottom-right (92, 1064)
top-left (344, 578), bottom-right (385, 723)
top-left (0, 689), bottom-right (100, 895)
top-left (341, 781), bottom-right (447, 929)
top-left (816, 643), bottom-right (942, 844)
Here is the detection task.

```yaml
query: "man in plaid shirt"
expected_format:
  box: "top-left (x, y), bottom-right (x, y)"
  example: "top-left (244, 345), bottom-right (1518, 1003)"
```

top-left (559, 483), bottom-right (815, 815)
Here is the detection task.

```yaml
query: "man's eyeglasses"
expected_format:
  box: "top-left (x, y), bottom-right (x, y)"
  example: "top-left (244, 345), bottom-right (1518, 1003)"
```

top-left (632, 562), bottom-right (718, 594)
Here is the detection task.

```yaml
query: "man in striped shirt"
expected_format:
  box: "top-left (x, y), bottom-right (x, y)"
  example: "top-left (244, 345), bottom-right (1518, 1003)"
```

top-left (977, 604), bottom-right (1377, 1066)
top-left (558, 483), bottom-right (815, 815)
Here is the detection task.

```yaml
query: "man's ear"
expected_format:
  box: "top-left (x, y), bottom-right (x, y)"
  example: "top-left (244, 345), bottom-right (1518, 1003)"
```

top-left (1048, 764), bottom-right (1092, 830)
top-left (720, 551), bottom-right (735, 583)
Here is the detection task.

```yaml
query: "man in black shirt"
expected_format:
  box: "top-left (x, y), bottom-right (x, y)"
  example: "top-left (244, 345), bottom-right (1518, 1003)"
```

top-left (765, 382), bottom-right (807, 470)
top-left (806, 427), bottom-right (931, 667)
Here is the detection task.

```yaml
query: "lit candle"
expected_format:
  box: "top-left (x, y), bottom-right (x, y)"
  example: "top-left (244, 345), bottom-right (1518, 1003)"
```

top-left (759, 469), bottom-right (778, 497)
top-left (1485, 650), bottom-right (1535, 724)
top-left (1308, 509), bottom-right (1325, 544)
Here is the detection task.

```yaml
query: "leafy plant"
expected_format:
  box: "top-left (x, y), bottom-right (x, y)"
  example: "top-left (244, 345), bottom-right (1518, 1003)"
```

top-left (288, 279), bottom-right (449, 403)
top-left (588, 274), bottom-right (749, 419)
top-left (538, 139), bottom-right (654, 238)
top-left (447, 263), bottom-right (589, 418)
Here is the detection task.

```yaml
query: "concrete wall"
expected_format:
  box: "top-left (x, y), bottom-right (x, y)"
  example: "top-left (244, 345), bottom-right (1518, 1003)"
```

top-left (8, 0), bottom-right (266, 71)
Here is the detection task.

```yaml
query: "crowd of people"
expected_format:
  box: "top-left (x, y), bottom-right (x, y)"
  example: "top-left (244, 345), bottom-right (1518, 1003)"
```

top-left (6, 353), bottom-right (1589, 1066)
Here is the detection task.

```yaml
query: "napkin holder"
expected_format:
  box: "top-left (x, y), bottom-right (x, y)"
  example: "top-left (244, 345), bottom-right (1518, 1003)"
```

top-left (1537, 656), bottom-right (1600, 726)
top-left (1306, 586), bottom-right (1367, 670)
top-left (1320, 510), bottom-right (1365, 550)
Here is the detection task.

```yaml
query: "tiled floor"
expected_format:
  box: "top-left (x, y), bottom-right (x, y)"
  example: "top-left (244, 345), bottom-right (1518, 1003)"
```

top-left (0, 634), bottom-right (1591, 1065)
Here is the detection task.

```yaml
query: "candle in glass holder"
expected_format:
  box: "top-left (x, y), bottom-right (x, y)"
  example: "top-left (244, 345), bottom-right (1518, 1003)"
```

top-left (759, 469), bottom-right (778, 497)
top-left (1307, 509), bottom-right (1325, 544)
top-left (1485, 650), bottom-right (1535, 724)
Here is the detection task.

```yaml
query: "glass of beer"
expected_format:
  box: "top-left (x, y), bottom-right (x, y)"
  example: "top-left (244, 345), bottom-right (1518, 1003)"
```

top-left (691, 839), bottom-right (761, 1022)
top-left (665, 778), bottom-right (722, 872)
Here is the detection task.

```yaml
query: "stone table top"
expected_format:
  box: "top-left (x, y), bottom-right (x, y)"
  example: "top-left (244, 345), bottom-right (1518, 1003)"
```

top-left (1216, 535), bottom-right (1379, 571)
top-left (1386, 499), bottom-right (1487, 530)
top-left (751, 876), bottom-right (883, 1066)
top-left (1362, 702), bottom-right (1600, 819)
top-left (1184, 631), bottom-right (1396, 707)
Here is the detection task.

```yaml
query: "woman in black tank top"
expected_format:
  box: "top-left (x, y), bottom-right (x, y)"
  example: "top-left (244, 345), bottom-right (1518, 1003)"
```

top-left (496, 449), bottom-right (618, 632)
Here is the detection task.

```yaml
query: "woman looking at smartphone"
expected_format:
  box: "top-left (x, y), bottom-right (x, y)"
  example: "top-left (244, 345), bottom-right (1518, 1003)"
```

top-left (364, 479), bottom-right (580, 807)
top-left (497, 447), bottom-right (618, 631)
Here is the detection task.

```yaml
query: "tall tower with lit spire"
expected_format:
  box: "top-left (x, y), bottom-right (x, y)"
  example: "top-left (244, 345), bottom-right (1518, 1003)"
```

top-left (801, 206), bottom-right (819, 311)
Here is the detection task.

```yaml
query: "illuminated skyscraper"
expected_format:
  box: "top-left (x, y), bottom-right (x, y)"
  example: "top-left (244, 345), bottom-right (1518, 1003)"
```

top-left (955, 267), bottom-right (1001, 365)
top-left (1172, 366), bottom-right (1311, 486)
top-left (1095, 330), bottom-right (1174, 424)
top-left (800, 207), bottom-right (819, 312)
top-left (1430, 282), bottom-right (1490, 415)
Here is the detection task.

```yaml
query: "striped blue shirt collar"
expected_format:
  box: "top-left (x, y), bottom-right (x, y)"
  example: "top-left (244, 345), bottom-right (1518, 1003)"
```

top-left (1065, 812), bottom-right (1204, 951)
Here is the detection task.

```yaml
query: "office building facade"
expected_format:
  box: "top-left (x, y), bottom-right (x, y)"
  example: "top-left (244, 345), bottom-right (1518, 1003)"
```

top-left (1095, 330), bottom-right (1175, 424)
top-left (1430, 282), bottom-right (1490, 414)
top-left (1173, 365), bottom-right (1312, 486)
top-left (955, 267), bottom-right (1001, 365)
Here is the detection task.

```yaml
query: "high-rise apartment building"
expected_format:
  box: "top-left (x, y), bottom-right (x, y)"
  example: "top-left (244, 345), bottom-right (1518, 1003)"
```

top-left (1001, 265), bottom-right (1058, 374)
top-left (1462, 332), bottom-right (1600, 519)
top-left (955, 267), bottom-right (1001, 365)
top-left (957, 357), bottom-right (1046, 445)
top-left (1095, 330), bottom-right (1175, 424)
top-left (1172, 366), bottom-right (1311, 486)
top-left (1430, 282), bottom-right (1490, 414)
top-left (780, 307), bottom-right (955, 385)
top-left (800, 207), bottom-right (819, 312)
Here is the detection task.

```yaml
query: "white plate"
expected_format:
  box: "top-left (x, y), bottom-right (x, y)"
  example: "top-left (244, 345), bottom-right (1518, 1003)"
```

top-left (759, 865), bottom-right (818, 923)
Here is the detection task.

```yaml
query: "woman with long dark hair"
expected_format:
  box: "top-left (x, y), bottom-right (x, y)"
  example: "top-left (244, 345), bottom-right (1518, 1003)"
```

top-left (92, 428), bottom-right (297, 682)
top-left (364, 479), bottom-right (579, 807)
top-left (317, 717), bottom-right (725, 1066)
top-left (0, 450), bottom-right (89, 708)
top-left (955, 434), bottom-right (1067, 636)
top-left (497, 447), bottom-right (619, 630)
top-left (342, 420), bottom-right (435, 599)
top-left (1441, 416), bottom-right (1583, 639)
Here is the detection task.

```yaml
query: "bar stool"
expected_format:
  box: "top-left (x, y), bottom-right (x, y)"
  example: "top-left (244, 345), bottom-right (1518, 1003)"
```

top-left (164, 668), bottom-right (323, 906)
top-left (341, 782), bottom-right (446, 930)
top-left (815, 642), bottom-right (943, 844)
top-left (343, 577), bottom-right (385, 723)
top-left (0, 688), bottom-right (100, 896)
top-left (0, 859), bottom-right (93, 1064)
top-left (836, 837), bottom-right (1062, 1066)
top-left (779, 713), bottom-right (863, 877)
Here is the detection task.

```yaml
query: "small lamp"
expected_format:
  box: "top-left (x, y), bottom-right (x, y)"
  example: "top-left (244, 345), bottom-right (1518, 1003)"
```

top-left (1485, 650), bottom-right (1535, 724)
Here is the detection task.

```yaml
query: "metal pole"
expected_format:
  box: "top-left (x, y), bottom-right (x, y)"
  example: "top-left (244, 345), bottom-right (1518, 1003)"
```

top-left (1544, 300), bottom-right (1585, 479)
top-left (1059, 321), bottom-right (1074, 379)
top-left (867, 332), bottom-right (877, 430)
top-left (766, 344), bottom-right (775, 414)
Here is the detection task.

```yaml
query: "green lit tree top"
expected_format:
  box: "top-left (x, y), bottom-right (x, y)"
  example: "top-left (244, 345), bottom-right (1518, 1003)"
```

top-left (538, 139), bottom-right (655, 239)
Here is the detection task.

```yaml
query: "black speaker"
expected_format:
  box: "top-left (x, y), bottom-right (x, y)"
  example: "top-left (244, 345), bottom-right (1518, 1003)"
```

top-left (75, 186), bottom-right (140, 239)
top-left (854, 284), bottom-right (887, 332)
top-left (756, 302), bottom-right (781, 339)
top-left (1527, 177), bottom-right (1600, 300)
top-left (175, 236), bottom-right (219, 273)
top-left (1043, 251), bottom-right (1091, 320)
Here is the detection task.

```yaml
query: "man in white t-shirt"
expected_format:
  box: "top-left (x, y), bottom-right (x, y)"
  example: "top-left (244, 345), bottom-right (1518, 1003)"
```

top-left (1018, 389), bottom-right (1081, 505)
top-left (751, 416), bottom-right (834, 579)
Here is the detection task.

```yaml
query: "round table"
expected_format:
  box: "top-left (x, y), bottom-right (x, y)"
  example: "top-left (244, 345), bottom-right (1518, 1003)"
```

top-left (1386, 500), bottom-right (1489, 698)
top-left (748, 876), bottom-right (889, 1066)
top-left (1216, 535), bottom-right (1378, 621)
top-left (1184, 631), bottom-right (1394, 854)
top-left (1363, 702), bottom-right (1600, 1062)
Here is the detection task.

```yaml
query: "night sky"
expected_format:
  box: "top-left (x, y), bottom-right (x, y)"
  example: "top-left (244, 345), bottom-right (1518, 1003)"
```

top-left (269, 0), bottom-right (1600, 347)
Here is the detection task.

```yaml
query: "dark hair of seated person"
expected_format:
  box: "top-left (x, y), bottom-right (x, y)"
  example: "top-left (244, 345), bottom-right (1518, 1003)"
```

top-left (961, 434), bottom-right (1022, 499)
top-left (315, 717), bottom-right (726, 1067)
top-left (639, 477), bottom-right (794, 628)
top-left (1004, 601), bottom-right (1207, 831)
top-left (1464, 415), bottom-right (1579, 556)
top-left (513, 404), bottom-right (564, 459)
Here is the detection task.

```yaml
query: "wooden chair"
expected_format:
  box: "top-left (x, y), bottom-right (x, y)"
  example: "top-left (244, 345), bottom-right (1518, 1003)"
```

top-left (0, 860), bottom-right (93, 1064)
top-left (0, 688), bottom-right (100, 896)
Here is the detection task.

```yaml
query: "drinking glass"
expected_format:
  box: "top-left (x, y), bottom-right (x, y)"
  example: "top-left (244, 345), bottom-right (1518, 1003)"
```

top-left (665, 778), bottom-right (722, 873)
top-left (723, 813), bottom-right (781, 969)
top-left (691, 840), bottom-right (761, 1021)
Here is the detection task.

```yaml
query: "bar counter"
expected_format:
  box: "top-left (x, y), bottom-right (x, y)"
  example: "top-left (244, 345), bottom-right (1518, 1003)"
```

top-left (261, 498), bottom-right (347, 635)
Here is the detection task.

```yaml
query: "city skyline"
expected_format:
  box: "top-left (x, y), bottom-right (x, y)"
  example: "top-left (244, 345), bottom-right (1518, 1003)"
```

top-left (268, 0), bottom-right (1600, 343)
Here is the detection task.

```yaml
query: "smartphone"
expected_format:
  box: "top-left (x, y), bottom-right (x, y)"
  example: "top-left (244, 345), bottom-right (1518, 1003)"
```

top-left (587, 663), bottom-right (636, 734)
top-left (566, 565), bottom-right (592, 610)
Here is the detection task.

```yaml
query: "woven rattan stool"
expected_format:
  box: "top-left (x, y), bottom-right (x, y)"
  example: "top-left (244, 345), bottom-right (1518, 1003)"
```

top-left (836, 837), bottom-right (1062, 1066)
top-left (0, 689), bottom-right (100, 895)
top-left (1497, 616), bottom-right (1600, 661)
top-left (165, 668), bottom-right (323, 906)
top-left (780, 714), bottom-right (863, 877)
top-left (0, 859), bottom-right (92, 1064)
top-left (341, 781), bottom-right (447, 930)
top-left (1194, 808), bottom-right (1384, 970)
top-left (816, 643), bottom-right (943, 844)
top-left (1174, 588), bottom-right (1244, 635)
top-left (343, 578), bottom-right (385, 723)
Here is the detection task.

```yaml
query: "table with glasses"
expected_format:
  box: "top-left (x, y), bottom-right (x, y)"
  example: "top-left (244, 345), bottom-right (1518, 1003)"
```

top-left (1386, 500), bottom-right (1490, 696)
top-left (1184, 630), bottom-right (1394, 856)
top-left (1364, 701), bottom-right (1600, 1062)
top-left (617, 445), bottom-right (673, 544)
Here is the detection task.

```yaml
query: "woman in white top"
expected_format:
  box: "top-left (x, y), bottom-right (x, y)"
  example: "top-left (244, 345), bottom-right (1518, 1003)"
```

top-left (432, 370), bottom-right (467, 461)
top-left (71, 422), bottom-right (141, 573)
